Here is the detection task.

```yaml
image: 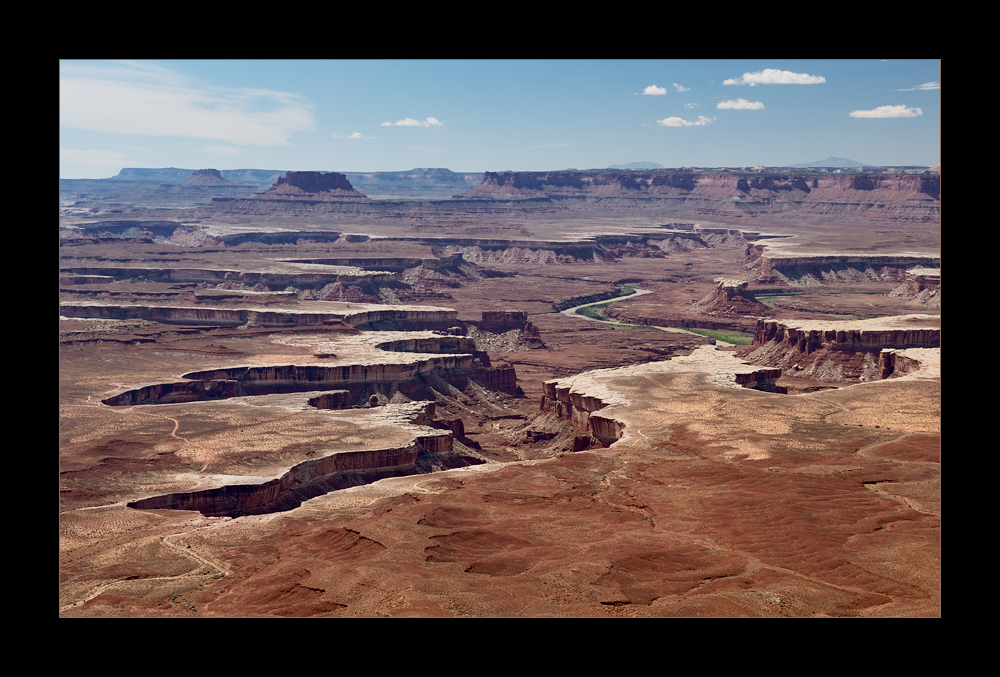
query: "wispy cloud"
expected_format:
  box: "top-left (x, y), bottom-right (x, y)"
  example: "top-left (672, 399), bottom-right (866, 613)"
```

top-left (894, 81), bottom-right (940, 91)
top-left (684, 102), bottom-right (700, 110)
top-left (673, 83), bottom-right (689, 92)
top-left (59, 61), bottom-right (315, 146)
top-left (849, 104), bottom-right (923, 118)
top-left (60, 148), bottom-right (130, 170)
top-left (717, 98), bottom-right (765, 110)
top-left (333, 131), bottom-right (370, 139)
top-left (656, 115), bottom-right (715, 127)
top-left (642, 85), bottom-right (667, 96)
top-left (724, 69), bottom-right (825, 86)
top-left (203, 144), bottom-right (242, 155)
top-left (380, 117), bottom-right (443, 127)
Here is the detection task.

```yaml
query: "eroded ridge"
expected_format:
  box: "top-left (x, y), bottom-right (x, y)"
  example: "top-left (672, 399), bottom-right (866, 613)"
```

top-left (101, 330), bottom-right (518, 407)
top-left (60, 301), bottom-right (460, 331)
top-left (126, 402), bottom-right (482, 517)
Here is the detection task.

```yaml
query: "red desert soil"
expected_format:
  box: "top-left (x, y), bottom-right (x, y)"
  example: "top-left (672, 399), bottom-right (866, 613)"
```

top-left (60, 169), bottom-right (940, 617)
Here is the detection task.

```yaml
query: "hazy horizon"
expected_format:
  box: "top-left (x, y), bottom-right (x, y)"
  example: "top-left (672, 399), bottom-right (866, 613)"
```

top-left (60, 60), bottom-right (941, 180)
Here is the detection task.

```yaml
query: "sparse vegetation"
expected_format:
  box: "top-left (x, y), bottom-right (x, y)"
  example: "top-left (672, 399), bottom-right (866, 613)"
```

top-left (679, 328), bottom-right (754, 345)
top-left (576, 301), bottom-right (613, 320)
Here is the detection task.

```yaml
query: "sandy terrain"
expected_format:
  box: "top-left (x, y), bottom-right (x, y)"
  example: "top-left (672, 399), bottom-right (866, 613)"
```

top-left (59, 188), bottom-right (939, 617)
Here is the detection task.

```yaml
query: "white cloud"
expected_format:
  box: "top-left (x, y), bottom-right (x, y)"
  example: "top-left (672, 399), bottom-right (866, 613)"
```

top-left (59, 61), bottom-right (315, 146)
top-left (673, 83), bottom-right (689, 92)
top-left (684, 102), bottom-right (700, 110)
top-left (723, 69), bottom-right (826, 86)
top-left (656, 115), bottom-right (715, 127)
top-left (894, 81), bottom-right (940, 91)
top-left (381, 117), bottom-right (443, 127)
top-left (717, 98), bottom-right (765, 110)
top-left (849, 104), bottom-right (923, 118)
top-left (643, 85), bottom-right (667, 96)
top-left (333, 131), bottom-right (369, 139)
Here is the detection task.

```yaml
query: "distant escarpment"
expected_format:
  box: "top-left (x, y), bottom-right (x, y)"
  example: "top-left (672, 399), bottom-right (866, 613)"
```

top-left (457, 169), bottom-right (939, 222)
top-left (746, 250), bottom-right (941, 285)
top-left (188, 167), bottom-right (938, 223)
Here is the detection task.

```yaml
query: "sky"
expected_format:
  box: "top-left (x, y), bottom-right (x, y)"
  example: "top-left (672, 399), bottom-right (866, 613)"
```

top-left (59, 59), bottom-right (941, 179)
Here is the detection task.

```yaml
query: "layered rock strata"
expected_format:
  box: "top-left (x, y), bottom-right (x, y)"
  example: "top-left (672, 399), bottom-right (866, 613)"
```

top-left (180, 168), bottom-right (236, 186)
top-left (476, 311), bottom-right (540, 338)
top-left (59, 264), bottom-right (395, 288)
top-left (688, 279), bottom-right (771, 317)
top-left (256, 171), bottom-right (371, 201)
top-left (60, 301), bottom-right (458, 330)
top-left (887, 267), bottom-right (941, 308)
top-left (457, 169), bottom-right (940, 221)
top-left (752, 315), bottom-right (940, 353)
top-left (749, 252), bottom-right (940, 285)
top-left (100, 330), bottom-right (518, 407)
top-left (745, 315), bottom-right (941, 383)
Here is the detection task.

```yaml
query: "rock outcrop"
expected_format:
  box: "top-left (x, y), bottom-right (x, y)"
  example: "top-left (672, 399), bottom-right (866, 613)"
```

top-left (688, 279), bottom-right (771, 317)
top-left (751, 315), bottom-right (941, 353)
top-left (751, 253), bottom-right (940, 285)
top-left (259, 171), bottom-right (371, 201)
top-left (478, 311), bottom-right (537, 335)
top-left (744, 315), bottom-right (941, 383)
top-left (198, 171), bottom-right (373, 216)
top-left (181, 169), bottom-right (236, 186)
top-left (887, 267), bottom-right (941, 308)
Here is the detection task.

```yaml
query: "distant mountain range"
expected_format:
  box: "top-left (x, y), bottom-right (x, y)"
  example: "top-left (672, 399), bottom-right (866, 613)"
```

top-left (789, 157), bottom-right (871, 168)
top-left (607, 162), bottom-right (665, 170)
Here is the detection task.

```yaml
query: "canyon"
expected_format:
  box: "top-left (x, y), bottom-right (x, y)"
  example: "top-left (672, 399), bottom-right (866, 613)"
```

top-left (59, 166), bottom-right (940, 617)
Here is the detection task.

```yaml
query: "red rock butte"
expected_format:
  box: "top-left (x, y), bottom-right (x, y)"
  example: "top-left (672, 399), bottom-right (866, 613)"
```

top-left (260, 171), bottom-right (371, 200)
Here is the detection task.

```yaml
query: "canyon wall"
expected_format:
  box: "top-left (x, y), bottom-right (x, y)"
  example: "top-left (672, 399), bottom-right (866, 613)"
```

top-left (126, 435), bottom-right (460, 517)
top-left (59, 302), bottom-right (459, 330)
top-left (752, 317), bottom-right (941, 354)
top-left (456, 169), bottom-right (939, 221)
top-left (745, 316), bottom-right (941, 383)
top-left (753, 254), bottom-right (941, 284)
top-left (189, 168), bottom-right (938, 223)
top-left (59, 265), bottom-right (394, 288)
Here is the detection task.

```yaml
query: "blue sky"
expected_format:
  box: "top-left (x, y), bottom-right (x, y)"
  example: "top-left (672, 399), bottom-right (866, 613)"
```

top-left (59, 59), bottom-right (941, 178)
